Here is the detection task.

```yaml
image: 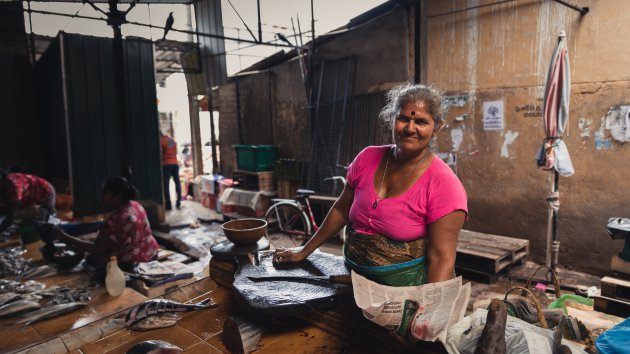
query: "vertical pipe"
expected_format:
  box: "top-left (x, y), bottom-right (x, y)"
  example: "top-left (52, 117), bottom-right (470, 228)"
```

top-left (414, 0), bottom-right (420, 84)
top-left (235, 77), bottom-right (243, 144)
top-left (257, 0), bottom-right (262, 43)
top-left (545, 173), bottom-right (554, 269)
top-left (27, 0), bottom-right (36, 64)
top-left (308, 0), bottom-right (315, 104)
top-left (188, 95), bottom-right (203, 176)
top-left (551, 170), bottom-right (560, 271)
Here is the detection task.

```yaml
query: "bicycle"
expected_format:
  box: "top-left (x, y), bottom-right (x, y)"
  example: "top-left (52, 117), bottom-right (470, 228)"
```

top-left (264, 176), bottom-right (349, 245)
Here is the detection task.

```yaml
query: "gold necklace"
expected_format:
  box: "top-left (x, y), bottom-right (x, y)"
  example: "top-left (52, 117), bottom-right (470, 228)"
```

top-left (373, 150), bottom-right (432, 210)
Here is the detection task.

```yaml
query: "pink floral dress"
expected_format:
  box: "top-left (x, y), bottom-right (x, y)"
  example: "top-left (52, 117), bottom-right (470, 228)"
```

top-left (97, 201), bottom-right (159, 265)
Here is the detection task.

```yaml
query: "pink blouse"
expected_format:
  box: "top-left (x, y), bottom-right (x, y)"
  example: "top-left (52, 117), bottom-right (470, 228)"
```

top-left (346, 145), bottom-right (468, 241)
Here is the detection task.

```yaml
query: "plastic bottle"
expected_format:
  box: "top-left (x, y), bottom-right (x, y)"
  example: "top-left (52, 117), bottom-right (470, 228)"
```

top-left (105, 256), bottom-right (125, 296)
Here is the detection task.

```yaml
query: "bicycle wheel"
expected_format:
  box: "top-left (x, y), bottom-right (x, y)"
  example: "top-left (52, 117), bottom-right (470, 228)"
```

top-left (265, 203), bottom-right (312, 240)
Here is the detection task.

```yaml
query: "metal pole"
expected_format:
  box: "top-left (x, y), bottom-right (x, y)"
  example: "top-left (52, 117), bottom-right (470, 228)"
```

top-left (27, 0), bottom-right (36, 64)
top-left (257, 0), bottom-right (262, 43)
top-left (188, 95), bottom-right (203, 176)
top-left (108, 0), bottom-right (131, 179)
top-left (414, 0), bottom-right (420, 84)
top-left (551, 170), bottom-right (560, 271)
top-left (545, 173), bottom-right (554, 269)
top-left (207, 88), bottom-right (219, 175)
top-left (235, 78), bottom-right (243, 144)
top-left (308, 0), bottom-right (315, 104)
top-left (552, 0), bottom-right (589, 15)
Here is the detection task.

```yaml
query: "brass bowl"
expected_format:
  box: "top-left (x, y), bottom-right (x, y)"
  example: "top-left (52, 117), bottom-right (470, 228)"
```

top-left (222, 218), bottom-right (267, 246)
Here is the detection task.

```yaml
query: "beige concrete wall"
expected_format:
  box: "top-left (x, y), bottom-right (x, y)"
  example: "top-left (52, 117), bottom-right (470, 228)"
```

top-left (426, 0), bottom-right (629, 275)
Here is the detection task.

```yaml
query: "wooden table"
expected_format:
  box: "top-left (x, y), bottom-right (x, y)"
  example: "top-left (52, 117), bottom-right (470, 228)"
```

top-left (16, 277), bottom-right (447, 354)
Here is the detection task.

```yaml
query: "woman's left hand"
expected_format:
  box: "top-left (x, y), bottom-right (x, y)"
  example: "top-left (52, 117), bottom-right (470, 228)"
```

top-left (272, 247), bottom-right (308, 264)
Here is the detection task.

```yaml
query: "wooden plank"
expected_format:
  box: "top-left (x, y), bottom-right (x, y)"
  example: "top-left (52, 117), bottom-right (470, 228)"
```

top-left (458, 232), bottom-right (528, 260)
top-left (458, 234), bottom-right (528, 250)
top-left (593, 295), bottom-right (630, 318)
top-left (459, 230), bottom-right (529, 248)
top-left (601, 276), bottom-right (630, 301)
top-left (457, 241), bottom-right (510, 259)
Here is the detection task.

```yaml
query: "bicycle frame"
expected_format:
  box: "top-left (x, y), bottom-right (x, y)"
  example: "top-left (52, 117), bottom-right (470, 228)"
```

top-left (268, 196), bottom-right (319, 234)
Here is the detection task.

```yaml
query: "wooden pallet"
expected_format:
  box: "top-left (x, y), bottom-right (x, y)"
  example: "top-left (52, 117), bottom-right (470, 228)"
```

top-left (601, 276), bottom-right (630, 302)
top-left (456, 258), bottom-right (526, 284)
top-left (593, 295), bottom-right (630, 318)
top-left (456, 230), bottom-right (529, 274)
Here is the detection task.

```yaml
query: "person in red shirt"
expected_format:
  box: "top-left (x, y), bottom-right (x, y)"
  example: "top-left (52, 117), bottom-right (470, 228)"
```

top-left (160, 132), bottom-right (181, 210)
top-left (0, 170), bottom-right (56, 234)
top-left (58, 177), bottom-right (159, 273)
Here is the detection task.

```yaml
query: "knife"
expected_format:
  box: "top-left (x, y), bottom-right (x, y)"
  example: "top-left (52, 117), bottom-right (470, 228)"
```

top-left (246, 274), bottom-right (352, 284)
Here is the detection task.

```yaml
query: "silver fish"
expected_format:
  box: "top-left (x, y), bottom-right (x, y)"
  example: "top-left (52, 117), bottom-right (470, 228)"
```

top-left (15, 302), bottom-right (86, 326)
top-left (0, 292), bottom-right (20, 306)
top-left (126, 340), bottom-right (183, 354)
top-left (19, 264), bottom-right (58, 280)
top-left (0, 300), bottom-right (41, 317)
top-left (129, 313), bottom-right (179, 331)
top-left (125, 298), bottom-right (217, 325)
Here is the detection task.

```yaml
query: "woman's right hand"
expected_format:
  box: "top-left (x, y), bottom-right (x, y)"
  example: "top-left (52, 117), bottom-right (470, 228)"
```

top-left (272, 247), bottom-right (308, 264)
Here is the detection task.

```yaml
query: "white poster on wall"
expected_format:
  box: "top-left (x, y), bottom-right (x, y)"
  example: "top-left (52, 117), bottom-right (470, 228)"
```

top-left (483, 100), bottom-right (504, 130)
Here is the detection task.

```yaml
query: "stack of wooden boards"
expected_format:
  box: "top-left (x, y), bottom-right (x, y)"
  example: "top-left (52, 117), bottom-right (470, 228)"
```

top-left (455, 230), bottom-right (529, 283)
top-left (594, 276), bottom-right (630, 317)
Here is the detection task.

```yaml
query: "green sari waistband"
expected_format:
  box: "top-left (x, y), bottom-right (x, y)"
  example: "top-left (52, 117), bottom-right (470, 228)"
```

top-left (343, 230), bottom-right (428, 286)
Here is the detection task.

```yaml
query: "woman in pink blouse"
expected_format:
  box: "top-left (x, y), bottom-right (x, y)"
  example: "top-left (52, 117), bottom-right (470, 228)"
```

top-left (273, 83), bottom-right (468, 287)
top-left (59, 177), bottom-right (159, 273)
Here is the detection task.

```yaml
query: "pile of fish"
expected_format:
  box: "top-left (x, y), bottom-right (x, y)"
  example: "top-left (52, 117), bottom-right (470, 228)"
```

top-left (0, 279), bottom-right (45, 294)
top-left (43, 286), bottom-right (91, 305)
top-left (0, 279), bottom-right (90, 325)
top-left (124, 298), bottom-right (218, 331)
top-left (0, 247), bottom-right (32, 276)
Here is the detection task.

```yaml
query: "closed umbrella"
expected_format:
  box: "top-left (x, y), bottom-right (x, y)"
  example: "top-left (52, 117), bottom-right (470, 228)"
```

top-left (536, 30), bottom-right (574, 271)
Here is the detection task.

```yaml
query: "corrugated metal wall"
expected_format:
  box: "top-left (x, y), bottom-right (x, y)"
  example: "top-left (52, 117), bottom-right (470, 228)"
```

top-left (123, 39), bottom-right (163, 208)
top-left (0, 2), bottom-right (43, 175)
top-left (35, 33), bottom-right (162, 216)
top-left (195, 0), bottom-right (227, 90)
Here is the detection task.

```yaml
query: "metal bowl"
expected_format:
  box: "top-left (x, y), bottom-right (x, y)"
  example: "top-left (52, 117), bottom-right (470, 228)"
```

top-left (222, 218), bottom-right (267, 246)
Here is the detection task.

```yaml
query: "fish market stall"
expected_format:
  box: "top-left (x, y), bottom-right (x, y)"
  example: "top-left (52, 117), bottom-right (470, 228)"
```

top-left (0, 241), bottom-right (148, 353)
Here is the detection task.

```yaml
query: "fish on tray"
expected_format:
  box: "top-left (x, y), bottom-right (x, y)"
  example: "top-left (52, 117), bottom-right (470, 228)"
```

top-left (14, 302), bottom-right (87, 326)
top-left (125, 298), bottom-right (217, 331)
top-left (126, 340), bottom-right (183, 354)
top-left (0, 300), bottom-right (41, 317)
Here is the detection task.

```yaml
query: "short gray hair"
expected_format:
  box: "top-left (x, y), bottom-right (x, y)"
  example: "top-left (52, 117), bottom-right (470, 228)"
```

top-left (379, 83), bottom-right (445, 128)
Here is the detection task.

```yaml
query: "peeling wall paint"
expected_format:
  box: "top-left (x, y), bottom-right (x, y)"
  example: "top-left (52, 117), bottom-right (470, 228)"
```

top-left (595, 117), bottom-right (612, 150)
top-left (451, 127), bottom-right (464, 152)
top-left (501, 130), bottom-right (519, 158)
top-left (444, 95), bottom-right (469, 108)
top-left (578, 117), bottom-right (592, 138)
top-left (605, 105), bottom-right (630, 143)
